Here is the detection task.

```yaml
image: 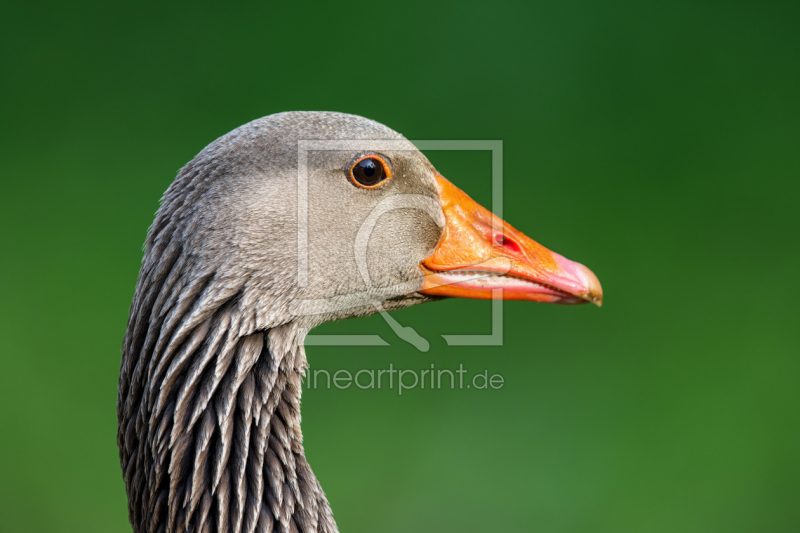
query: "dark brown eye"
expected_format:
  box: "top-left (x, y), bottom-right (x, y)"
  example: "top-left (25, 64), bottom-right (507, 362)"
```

top-left (350, 156), bottom-right (391, 188)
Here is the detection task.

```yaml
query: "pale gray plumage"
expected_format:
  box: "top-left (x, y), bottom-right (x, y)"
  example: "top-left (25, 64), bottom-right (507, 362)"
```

top-left (118, 112), bottom-right (445, 533)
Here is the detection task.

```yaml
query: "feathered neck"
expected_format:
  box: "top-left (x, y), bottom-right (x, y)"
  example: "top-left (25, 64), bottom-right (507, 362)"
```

top-left (118, 263), bottom-right (338, 533)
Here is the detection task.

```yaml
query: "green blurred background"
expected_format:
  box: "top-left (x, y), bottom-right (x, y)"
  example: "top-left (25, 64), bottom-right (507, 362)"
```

top-left (1, 1), bottom-right (798, 532)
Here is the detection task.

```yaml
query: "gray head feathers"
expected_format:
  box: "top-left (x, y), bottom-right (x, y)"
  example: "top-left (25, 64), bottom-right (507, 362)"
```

top-left (118, 112), bottom-right (445, 533)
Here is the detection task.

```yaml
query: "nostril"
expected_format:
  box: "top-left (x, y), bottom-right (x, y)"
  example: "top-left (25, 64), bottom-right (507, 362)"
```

top-left (495, 233), bottom-right (522, 253)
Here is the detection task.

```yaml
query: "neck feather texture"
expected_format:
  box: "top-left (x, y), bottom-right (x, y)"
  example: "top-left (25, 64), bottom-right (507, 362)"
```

top-left (118, 259), bottom-right (337, 533)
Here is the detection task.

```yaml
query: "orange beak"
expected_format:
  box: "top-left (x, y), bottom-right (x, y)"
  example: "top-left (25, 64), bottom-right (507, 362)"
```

top-left (419, 175), bottom-right (603, 306)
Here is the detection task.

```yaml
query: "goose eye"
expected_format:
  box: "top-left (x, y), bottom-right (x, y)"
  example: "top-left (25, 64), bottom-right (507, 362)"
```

top-left (350, 156), bottom-right (391, 188)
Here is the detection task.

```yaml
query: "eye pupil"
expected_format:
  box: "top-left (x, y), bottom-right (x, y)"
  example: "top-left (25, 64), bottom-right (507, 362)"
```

top-left (362, 161), bottom-right (376, 177)
top-left (352, 157), bottom-right (386, 187)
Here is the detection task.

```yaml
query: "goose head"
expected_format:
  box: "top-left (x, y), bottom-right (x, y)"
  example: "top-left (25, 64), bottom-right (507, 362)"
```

top-left (118, 111), bottom-right (602, 533)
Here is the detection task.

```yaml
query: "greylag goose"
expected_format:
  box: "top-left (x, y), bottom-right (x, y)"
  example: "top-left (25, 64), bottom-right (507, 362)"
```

top-left (117, 111), bottom-right (602, 533)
